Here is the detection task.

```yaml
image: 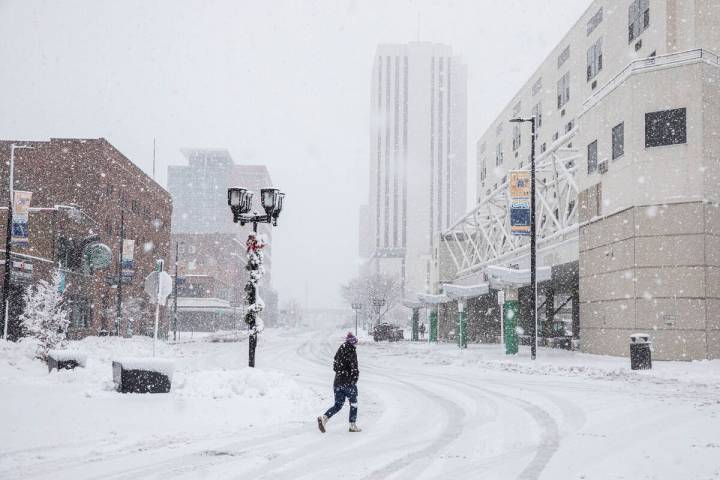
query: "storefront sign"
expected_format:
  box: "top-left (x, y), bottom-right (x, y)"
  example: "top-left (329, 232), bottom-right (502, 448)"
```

top-left (11, 191), bottom-right (32, 246)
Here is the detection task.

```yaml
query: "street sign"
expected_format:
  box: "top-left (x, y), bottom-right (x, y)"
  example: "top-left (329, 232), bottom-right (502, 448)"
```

top-left (509, 170), bottom-right (531, 236)
top-left (497, 290), bottom-right (505, 305)
top-left (144, 270), bottom-right (173, 304)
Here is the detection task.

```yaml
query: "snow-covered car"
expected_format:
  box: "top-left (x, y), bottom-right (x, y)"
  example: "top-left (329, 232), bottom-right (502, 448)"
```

top-left (372, 323), bottom-right (404, 342)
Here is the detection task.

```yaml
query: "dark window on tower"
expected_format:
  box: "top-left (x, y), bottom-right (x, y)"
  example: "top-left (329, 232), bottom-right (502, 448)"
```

top-left (612, 122), bottom-right (625, 160)
top-left (587, 140), bottom-right (598, 174)
top-left (645, 108), bottom-right (687, 147)
top-left (628, 0), bottom-right (650, 43)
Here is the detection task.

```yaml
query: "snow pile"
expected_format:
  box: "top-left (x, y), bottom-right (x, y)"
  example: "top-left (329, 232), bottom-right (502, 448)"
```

top-left (174, 367), bottom-right (315, 402)
top-left (371, 341), bottom-right (720, 392)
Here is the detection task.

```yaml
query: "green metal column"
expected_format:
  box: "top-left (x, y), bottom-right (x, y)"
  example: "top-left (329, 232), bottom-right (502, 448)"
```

top-left (504, 300), bottom-right (519, 354)
top-left (429, 309), bottom-right (438, 343)
top-left (411, 308), bottom-right (419, 341)
top-left (457, 302), bottom-right (467, 349)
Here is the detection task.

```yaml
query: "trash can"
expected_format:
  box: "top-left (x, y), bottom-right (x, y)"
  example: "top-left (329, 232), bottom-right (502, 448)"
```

top-left (630, 333), bottom-right (652, 370)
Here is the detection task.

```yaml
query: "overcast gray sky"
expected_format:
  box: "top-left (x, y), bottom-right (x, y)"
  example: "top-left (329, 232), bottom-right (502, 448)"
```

top-left (0, 0), bottom-right (592, 309)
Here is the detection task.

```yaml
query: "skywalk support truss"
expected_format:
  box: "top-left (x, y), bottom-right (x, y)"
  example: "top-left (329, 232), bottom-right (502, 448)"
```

top-left (441, 128), bottom-right (581, 279)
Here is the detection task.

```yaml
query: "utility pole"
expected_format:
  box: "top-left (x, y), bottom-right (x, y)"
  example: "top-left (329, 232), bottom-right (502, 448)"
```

top-left (2, 144), bottom-right (33, 340)
top-left (529, 117), bottom-right (537, 360)
top-left (173, 241), bottom-right (179, 342)
top-left (510, 116), bottom-right (538, 360)
top-left (115, 209), bottom-right (124, 336)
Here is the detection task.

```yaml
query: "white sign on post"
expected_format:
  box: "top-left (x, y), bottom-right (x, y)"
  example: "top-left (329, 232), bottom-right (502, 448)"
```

top-left (144, 270), bottom-right (173, 356)
top-left (497, 290), bottom-right (505, 305)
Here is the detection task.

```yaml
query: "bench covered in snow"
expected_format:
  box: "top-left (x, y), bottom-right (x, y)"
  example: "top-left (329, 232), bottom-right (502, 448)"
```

top-left (112, 358), bottom-right (174, 394)
top-left (47, 350), bottom-right (88, 372)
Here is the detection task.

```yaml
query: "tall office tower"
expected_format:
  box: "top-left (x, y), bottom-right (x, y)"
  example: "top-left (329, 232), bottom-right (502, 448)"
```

top-left (367, 42), bottom-right (467, 298)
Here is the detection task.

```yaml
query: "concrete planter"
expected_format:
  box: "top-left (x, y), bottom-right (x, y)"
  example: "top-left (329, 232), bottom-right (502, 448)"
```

top-left (112, 359), bottom-right (174, 394)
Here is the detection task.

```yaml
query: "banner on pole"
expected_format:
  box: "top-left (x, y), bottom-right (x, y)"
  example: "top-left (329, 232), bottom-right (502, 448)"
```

top-left (121, 239), bottom-right (135, 281)
top-left (11, 191), bottom-right (32, 246)
top-left (509, 171), bottom-right (531, 236)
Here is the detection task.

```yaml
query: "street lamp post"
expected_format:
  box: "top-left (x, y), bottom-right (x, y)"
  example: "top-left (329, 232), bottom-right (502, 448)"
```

top-left (2, 144), bottom-right (34, 340)
top-left (173, 241), bottom-right (182, 342)
top-left (351, 302), bottom-right (362, 337)
top-left (510, 116), bottom-right (537, 360)
top-left (371, 298), bottom-right (385, 332)
top-left (228, 187), bottom-right (285, 368)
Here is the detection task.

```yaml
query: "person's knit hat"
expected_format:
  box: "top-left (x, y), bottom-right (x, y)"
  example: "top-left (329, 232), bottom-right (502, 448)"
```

top-left (346, 332), bottom-right (358, 345)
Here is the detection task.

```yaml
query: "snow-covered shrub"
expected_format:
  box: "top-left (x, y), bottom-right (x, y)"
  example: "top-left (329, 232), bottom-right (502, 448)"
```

top-left (19, 270), bottom-right (70, 361)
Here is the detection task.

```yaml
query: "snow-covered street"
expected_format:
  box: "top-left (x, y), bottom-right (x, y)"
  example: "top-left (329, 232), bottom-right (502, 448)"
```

top-left (1, 329), bottom-right (719, 479)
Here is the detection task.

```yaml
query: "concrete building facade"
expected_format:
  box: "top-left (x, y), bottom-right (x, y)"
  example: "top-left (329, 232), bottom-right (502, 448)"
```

top-left (366, 42), bottom-right (467, 299)
top-left (439, 0), bottom-right (720, 360)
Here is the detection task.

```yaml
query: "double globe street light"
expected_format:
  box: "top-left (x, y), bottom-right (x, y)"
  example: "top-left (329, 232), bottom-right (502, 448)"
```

top-left (227, 186), bottom-right (285, 367)
top-left (228, 187), bottom-right (285, 230)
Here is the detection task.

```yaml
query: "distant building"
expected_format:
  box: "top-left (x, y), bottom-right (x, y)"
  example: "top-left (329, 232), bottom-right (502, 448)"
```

top-left (167, 149), bottom-right (278, 330)
top-left (365, 42), bottom-right (467, 298)
top-left (358, 204), bottom-right (371, 258)
top-left (0, 138), bottom-right (172, 340)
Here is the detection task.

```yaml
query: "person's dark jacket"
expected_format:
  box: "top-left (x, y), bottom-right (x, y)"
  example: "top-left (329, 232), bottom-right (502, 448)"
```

top-left (333, 342), bottom-right (359, 387)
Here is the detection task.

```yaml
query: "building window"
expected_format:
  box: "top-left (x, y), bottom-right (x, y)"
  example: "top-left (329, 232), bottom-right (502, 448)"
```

top-left (612, 122), bottom-right (625, 159)
top-left (502, 175), bottom-right (507, 185)
top-left (532, 102), bottom-right (543, 129)
top-left (512, 124), bottom-right (522, 151)
top-left (557, 72), bottom-right (570, 109)
top-left (587, 140), bottom-right (598, 174)
top-left (557, 45), bottom-right (570, 68)
top-left (512, 101), bottom-right (522, 117)
top-left (565, 119), bottom-right (575, 133)
top-left (532, 77), bottom-right (543, 96)
top-left (131, 199), bottom-right (140, 213)
top-left (586, 37), bottom-right (603, 81)
top-left (480, 158), bottom-right (487, 181)
top-left (541, 143), bottom-right (547, 153)
top-left (645, 108), bottom-right (687, 147)
top-left (587, 7), bottom-right (603, 36)
top-left (70, 297), bottom-right (91, 329)
top-left (628, 0), bottom-right (650, 43)
top-left (496, 143), bottom-right (504, 166)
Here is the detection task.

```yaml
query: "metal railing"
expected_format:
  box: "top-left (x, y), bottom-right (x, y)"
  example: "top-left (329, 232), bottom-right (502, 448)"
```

top-left (583, 49), bottom-right (720, 111)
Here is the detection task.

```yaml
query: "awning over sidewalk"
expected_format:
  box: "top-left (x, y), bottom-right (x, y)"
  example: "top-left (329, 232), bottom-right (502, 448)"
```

top-left (402, 299), bottom-right (423, 309)
top-left (176, 297), bottom-right (238, 314)
top-left (416, 293), bottom-right (450, 305)
top-left (486, 265), bottom-right (551, 289)
top-left (442, 283), bottom-right (490, 299)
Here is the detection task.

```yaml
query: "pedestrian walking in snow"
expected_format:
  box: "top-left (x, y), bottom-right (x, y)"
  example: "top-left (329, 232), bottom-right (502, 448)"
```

top-left (317, 332), bottom-right (361, 433)
top-left (419, 322), bottom-right (426, 340)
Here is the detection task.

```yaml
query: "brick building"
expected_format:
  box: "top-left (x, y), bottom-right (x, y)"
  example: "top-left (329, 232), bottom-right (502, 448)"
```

top-left (0, 138), bottom-right (172, 339)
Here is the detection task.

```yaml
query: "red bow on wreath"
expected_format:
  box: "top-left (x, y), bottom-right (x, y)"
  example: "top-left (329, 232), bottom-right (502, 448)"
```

top-left (246, 235), bottom-right (265, 253)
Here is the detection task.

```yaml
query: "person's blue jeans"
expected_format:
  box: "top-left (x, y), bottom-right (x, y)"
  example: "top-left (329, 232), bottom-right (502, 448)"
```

top-left (324, 384), bottom-right (358, 423)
